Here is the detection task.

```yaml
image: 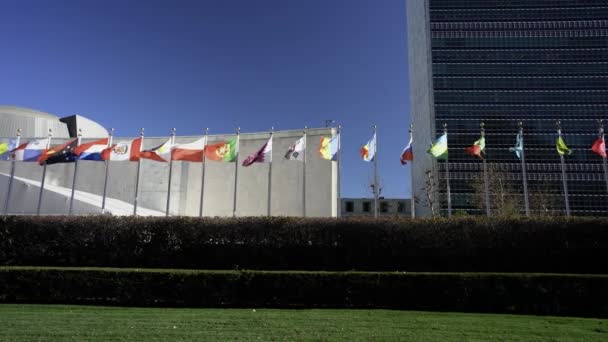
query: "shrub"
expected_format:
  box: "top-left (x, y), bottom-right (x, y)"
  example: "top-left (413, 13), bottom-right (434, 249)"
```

top-left (1, 267), bottom-right (607, 317)
top-left (1, 216), bottom-right (607, 272)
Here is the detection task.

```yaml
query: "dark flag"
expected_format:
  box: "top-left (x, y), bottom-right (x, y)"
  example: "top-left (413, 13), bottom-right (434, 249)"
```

top-left (39, 139), bottom-right (79, 165)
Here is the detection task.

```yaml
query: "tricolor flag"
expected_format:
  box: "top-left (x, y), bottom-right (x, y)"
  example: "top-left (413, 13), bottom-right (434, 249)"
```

top-left (465, 136), bottom-right (485, 159)
top-left (427, 133), bottom-right (448, 159)
top-left (556, 136), bottom-right (572, 156)
top-left (319, 135), bottom-right (339, 161)
top-left (39, 139), bottom-right (79, 165)
top-left (285, 136), bottom-right (305, 161)
top-left (360, 133), bottom-right (376, 162)
top-left (205, 138), bottom-right (238, 162)
top-left (73, 138), bottom-right (109, 161)
top-left (243, 136), bottom-right (273, 166)
top-left (140, 138), bottom-right (173, 162)
top-left (12, 138), bottom-right (48, 162)
top-left (509, 132), bottom-right (524, 159)
top-left (591, 136), bottom-right (606, 158)
top-left (101, 138), bottom-right (142, 161)
top-left (400, 136), bottom-right (413, 165)
top-left (172, 137), bottom-right (206, 162)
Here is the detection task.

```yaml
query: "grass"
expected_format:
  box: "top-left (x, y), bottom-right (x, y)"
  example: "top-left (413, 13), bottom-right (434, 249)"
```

top-left (0, 304), bottom-right (606, 341)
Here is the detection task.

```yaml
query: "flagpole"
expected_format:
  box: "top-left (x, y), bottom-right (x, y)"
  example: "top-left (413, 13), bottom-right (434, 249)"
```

top-left (3, 128), bottom-right (21, 215)
top-left (199, 128), bottom-right (209, 217)
top-left (267, 127), bottom-right (274, 217)
top-left (303, 126), bottom-right (307, 217)
top-left (101, 128), bottom-right (114, 214)
top-left (165, 128), bottom-right (176, 216)
top-left (232, 127), bottom-right (240, 217)
top-left (557, 121), bottom-right (571, 217)
top-left (598, 120), bottom-right (608, 198)
top-left (480, 123), bottom-right (491, 217)
top-left (444, 123), bottom-right (452, 217)
top-left (518, 122), bottom-right (531, 217)
top-left (36, 129), bottom-right (52, 216)
top-left (337, 125), bottom-right (342, 217)
top-left (373, 125), bottom-right (378, 219)
top-left (409, 124), bottom-right (415, 218)
top-left (133, 128), bottom-right (144, 216)
top-left (68, 129), bottom-right (83, 216)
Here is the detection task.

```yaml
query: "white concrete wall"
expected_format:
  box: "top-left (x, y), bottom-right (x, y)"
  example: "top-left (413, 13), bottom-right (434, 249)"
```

top-left (0, 128), bottom-right (338, 217)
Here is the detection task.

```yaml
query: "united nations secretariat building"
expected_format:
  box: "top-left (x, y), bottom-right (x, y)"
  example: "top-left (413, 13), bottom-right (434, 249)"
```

top-left (0, 106), bottom-right (338, 217)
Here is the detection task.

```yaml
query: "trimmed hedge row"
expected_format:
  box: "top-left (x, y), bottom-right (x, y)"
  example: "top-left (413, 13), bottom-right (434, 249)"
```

top-left (1, 267), bottom-right (607, 317)
top-left (1, 216), bottom-right (608, 272)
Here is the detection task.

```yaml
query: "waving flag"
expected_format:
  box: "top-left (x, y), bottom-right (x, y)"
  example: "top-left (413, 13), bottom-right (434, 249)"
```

top-left (285, 136), bottom-right (305, 161)
top-left (205, 138), bottom-right (238, 162)
top-left (74, 138), bottom-right (109, 161)
top-left (12, 138), bottom-right (48, 162)
top-left (319, 135), bottom-right (339, 161)
top-left (140, 138), bottom-right (173, 162)
top-left (556, 136), bottom-right (572, 156)
top-left (465, 136), bottom-right (485, 159)
top-left (172, 137), bottom-right (206, 162)
top-left (243, 136), bottom-right (272, 166)
top-left (0, 143), bottom-right (8, 156)
top-left (509, 132), bottom-right (524, 159)
top-left (39, 139), bottom-right (79, 165)
top-left (360, 133), bottom-right (376, 162)
top-left (101, 138), bottom-right (142, 161)
top-left (400, 137), bottom-right (413, 165)
top-left (427, 134), bottom-right (448, 159)
top-left (591, 136), bottom-right (606, 158)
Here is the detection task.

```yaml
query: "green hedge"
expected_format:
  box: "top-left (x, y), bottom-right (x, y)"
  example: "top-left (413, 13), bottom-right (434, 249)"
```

top-left (1, 216), bottom-right (608, 272)
top-left (1, 267), bottom-right (607, 317)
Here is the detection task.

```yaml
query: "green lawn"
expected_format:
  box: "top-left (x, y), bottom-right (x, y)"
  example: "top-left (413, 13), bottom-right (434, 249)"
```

top-left (0, 304), bottom-right (606, 341)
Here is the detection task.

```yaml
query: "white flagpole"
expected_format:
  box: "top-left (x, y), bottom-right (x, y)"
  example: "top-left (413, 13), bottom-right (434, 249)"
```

top-left (165, 128), bottom-right (176, 216)
top-left (101, 128), bottom-right (114, 214)
top-left (68, 129), bottom-right (83, 216)
top-left (444, 123), bottom-right (452, 218)
top-left (199, 128), bottom-right (209, 217)
top-left (409, 124), bottom-right (415, 218)
top-left (481, 123), bottom-right (491, 217)
top-left (302, 126), bottom-right (307, 217)
top-left (598, 120), bottom-right (608, 198)
top-left (337, 125), bottom-right (342, 217)
top-left (232, 127), bottom-right (240, 217)
top-left (133, 128), bottom-right (144, 216)
top-left (37, 129), bottom-right (53, 216)
top-left (518, 122), bottom-right (531, 217)
top-left (557, 121), bottom-right (571, 217)
top-left (267, 127), bottom-right (274, 217)
top-left (3, 128), bottom-right (21, 215)
top-left (373, 125), bottom-right (378, 219)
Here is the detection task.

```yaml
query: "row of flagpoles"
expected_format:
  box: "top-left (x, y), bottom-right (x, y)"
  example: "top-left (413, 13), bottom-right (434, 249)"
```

top-left (1, 119), bottom-right (605, 218)
top-left (425, 120), bottom-right (608, 217)
top-left (0, 126), bottom-right (349, 217)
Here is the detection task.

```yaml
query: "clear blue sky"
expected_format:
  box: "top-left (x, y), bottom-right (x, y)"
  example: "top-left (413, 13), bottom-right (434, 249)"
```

top-left (0, 0), bottom-right (412, 199)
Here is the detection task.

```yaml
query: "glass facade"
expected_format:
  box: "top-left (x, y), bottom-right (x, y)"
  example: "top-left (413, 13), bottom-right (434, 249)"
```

top-left (429, 0), bottom-right (608, 216)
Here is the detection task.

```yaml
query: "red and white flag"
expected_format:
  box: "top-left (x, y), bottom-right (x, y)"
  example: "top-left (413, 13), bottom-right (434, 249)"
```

top-left (171, 137), bottom-right (206, 162)
top-left (592, 136), bottom-right (607, 158)
top-left (101, 138), bottom-right (142, 161)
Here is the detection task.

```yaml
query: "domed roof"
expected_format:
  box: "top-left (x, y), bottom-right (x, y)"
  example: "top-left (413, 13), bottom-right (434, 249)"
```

top-left (0, 105), bottom-right (61, 120)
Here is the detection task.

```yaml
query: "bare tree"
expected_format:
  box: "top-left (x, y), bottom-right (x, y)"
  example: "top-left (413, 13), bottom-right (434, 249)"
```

top-left (421, 170), bottom-right (438, 217)
top-left (471, 164), bottom-right (520, 217)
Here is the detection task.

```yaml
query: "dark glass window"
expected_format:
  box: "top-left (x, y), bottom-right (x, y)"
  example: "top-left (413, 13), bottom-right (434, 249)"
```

top-left (363, 202), bottom-right (371, 212)
top-left (345, 201), bottom-right (354, 212)
top-left (398, 202), bottom-right (406, 213)
top-left (380, 202), bottom-right (389, 213)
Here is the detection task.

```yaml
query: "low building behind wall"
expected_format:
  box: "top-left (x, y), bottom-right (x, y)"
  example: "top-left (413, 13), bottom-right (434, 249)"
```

top-left (341, 198), bottom-right (412, 218)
